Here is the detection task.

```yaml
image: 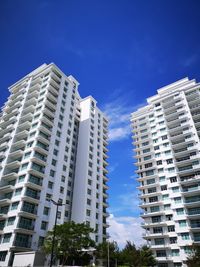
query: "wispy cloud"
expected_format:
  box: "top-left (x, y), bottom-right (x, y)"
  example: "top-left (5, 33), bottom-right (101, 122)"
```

top-left (108, 214), bottom-right (144, 248)
top-left (109, 190), bottom-right (140, 216)
top-left (182, 54), bottom-right (199, 67)
top-left (108, 163), bottom-right (118, 173)
top-left (103, 94), bottom-right (145, 142)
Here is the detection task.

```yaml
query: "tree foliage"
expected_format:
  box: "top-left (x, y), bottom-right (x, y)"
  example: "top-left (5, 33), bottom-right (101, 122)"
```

top-left (96, 240), bottom-right (156, 267)
top-left (96, 241), bottom-right (119, 266)
top-left (186, 245), bottom-right (200, 267)
top-left (43, 221), bottom-right (95, 265)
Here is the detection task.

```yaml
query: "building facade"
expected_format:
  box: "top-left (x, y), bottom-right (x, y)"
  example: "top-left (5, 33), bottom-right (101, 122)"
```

top-left (0, 63), bottom-right (109, 266)
top-left (131, 78), bottom-right (200, 267)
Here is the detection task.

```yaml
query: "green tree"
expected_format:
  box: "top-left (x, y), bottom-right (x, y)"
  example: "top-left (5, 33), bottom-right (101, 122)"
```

top-left (96, 241), bottom-right (119, 267)
top-left (186, 245), bottom-right (200, 267)
top-left (43, 221), bottom-right (95, 266)
top-left (120, 241), bottom-right (140, 267)
top-left (139, 245), bottom-right (156, 267)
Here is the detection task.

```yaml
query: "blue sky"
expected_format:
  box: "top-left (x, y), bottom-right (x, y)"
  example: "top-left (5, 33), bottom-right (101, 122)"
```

top-left (1, 0), bottom-right (200, 247)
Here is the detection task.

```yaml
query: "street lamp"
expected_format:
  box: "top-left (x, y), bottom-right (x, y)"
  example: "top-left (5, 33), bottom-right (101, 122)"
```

top-left (49, 199), bottom-right (65, 267)
top-left (107, 242), bottom-right (110, 267)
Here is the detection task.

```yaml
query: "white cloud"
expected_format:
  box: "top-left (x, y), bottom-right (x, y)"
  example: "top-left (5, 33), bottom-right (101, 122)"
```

top-left (108, 163), bottom-right (118, 173)
top-left (109, 191), bottom-right (140, 215)
top-left (109, 126), bottom-right (130, 141)
top-left (103, 96), bottom-right (145, 142)
top-left (108, 214), bottom-right (145, 248)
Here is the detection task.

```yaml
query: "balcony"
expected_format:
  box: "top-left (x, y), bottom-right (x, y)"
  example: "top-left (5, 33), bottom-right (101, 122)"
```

top-left (1, 172), bottom-right (18, 181)
top-left (0, 185), bottom-right (14, 193)
top-left (17, 121), bottom-right (31, 131)
top-left (48, 83), bottom-right (59, 97)
top-left (23, 97), bottom-right (37, 108)
top-left (15, 130), bottom-right (29, 140)
top-left (181, 185), bottom-right (200, 196)
top-left (17, 220), bottom-right (35, 231)
top-left (184, 196), bottom-right (200, 207)
top-left (11, 140), bottom-right (26, 150)
top-left (0, 133), bottom-right (12, 144)
top-left (13, 239), bottom-right (32, 249)
top-left (0, 142), bottom-right (9, 151)
top-left (5, 160), bottom-right (21, 170)
top-left (20, 112), bottom-right (33, 124)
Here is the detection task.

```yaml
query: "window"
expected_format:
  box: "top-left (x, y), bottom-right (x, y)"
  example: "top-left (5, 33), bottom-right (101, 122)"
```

top-left (176, 208), bottom-right (184, 215)
top-left (11, 202), bottom-right (19, 210)
top-left (50, 170), bottom-right (55, 177)
top-left (145, 163), bottom-right (152, 168)
top-left (48, 181), bottom-right (53, 189)
top-left (150, 206), bottom-right (160, 212)
top-left (87, 199), bottom-right (91, 205)
top-left (41, 221), bottom-right (48, 230)
top-left (7, 216), bottom-right (15, 226)
top-left (149, 196), bottom-right (158, 203)
top-left (161, 185), bottom-right (167, 191)
top-left (56, 131), bottom-right (61, 137)
top-left (60, 187), bottom-right (64, 194)
top-left (155, 238), bottom-right (164, 245)
top-left (148, 187), bottom-right (156, 193)
top-left (43, 207), bottom-right (49, 216)
top-left (63, 165), bottom-right (67, 171)
top-left (21, 163), bottom-right (28, 170)
top-left (152, 216), bottom-right (161, 223)
top-left (156, 250), bottom-right (166, 257)
top-left (15, 188), bottom-right (22, 196)
top-left (162, 194), bottom-right (169, 200)
top-left (86, 209), bottom-right (91, 216)
top-left (165, 150), bottom-right (171, 155)
top-left (52, 159), bottom-right (57, 166)
top-left (159, 176), bottom-right (165, 182)
top-left (170, 237), bottom-right (177, 244)
top-left (174, 197), bottom-right (182, 204)
top-left (181, 233), bottom-right (190, 240)
top-left (157, 160), bottom-right (162, 165)
top-left (55, 139), bottom-right (60, 146)
top-left (172, 186), bottom-right (179, 192)
top-left (172, 249), bottom-right (179, 256)
top-left (38, 236), bottom-right (45, 248)
top-left (170, 177), bottom-right (177, 183)
top-left (147, 178), bottom-right (155, 185)
top-left (144, 155), bottom-right (151, 161)
top-left (153, 227), bottom-right (163, 233)
top-left (18, 175), bottom-right (25, 182)
top-left (164, 204), bottom-right (170, 210)
top-left (0, 251), bottom-right (7, 261)
top-left (168, 167), bottom-right (175, 173)
top-left (179, 220), bottom-right (187, 227)
top-left (3, 233), bottom-right (11, 243)
top-left (166, 159), bottom-right (173, 164)
top-left (168, 225), bottom-right (175, 232)
top-left (143, 148), bottom-right (150, 153)
top-left (46, 194), bottom-right (52, 201)
top-left (161, 135), bottom-right (168, 140)
top-left (87, 189), bottom-right (92, 195)
top-left (53, 149), bottom-right (58, 156)
top-left (146, 170), bottom-right (154, 176)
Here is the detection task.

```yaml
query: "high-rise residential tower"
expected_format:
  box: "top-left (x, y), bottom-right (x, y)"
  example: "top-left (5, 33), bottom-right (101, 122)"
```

top-left (131, 78), bottom-right (200, 267)
top-left (0, 63), bottom-right (109, 266)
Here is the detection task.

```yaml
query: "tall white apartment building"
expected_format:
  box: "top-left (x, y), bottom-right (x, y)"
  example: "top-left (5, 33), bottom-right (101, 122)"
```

top-left (0, 63), bottom-right (109, 266)
top-left (131, 78), bottom-right (200, 267)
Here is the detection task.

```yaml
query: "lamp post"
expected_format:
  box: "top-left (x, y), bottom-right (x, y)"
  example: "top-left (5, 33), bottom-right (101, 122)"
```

top-left (107, 242), bottom-right (110, 267)
top-left (49, 200), bottom-right (65, 267)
